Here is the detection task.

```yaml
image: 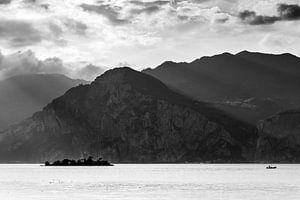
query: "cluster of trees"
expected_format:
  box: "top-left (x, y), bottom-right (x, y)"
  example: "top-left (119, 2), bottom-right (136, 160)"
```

top-left (45, 156), bottom-right (113, 166)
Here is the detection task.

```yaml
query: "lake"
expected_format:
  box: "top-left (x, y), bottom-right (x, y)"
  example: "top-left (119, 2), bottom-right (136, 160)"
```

top-left (0, 164), bottom-right (299, 200)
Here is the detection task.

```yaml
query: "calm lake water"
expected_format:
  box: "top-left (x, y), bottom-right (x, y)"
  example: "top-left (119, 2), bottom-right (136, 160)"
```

top-left (0, 164), bottom-right (299, 200)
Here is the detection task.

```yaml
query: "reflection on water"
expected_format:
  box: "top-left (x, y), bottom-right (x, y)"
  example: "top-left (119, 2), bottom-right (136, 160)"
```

top-left (0, 164), bottom-right (299, 200)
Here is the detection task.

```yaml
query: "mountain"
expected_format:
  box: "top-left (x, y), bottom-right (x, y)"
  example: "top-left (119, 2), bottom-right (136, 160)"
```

top-left (256, 109), bottom-right (300, 162)
top-left (0, 74), bottom-right (88, 130)
top-left (143, 51), bottom-right (300, 125)
top-left (0, 67), bottom-right (257, 163)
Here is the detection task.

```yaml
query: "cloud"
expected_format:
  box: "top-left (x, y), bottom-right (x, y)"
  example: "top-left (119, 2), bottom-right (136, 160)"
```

top-left (239, 3), bottom-right (300, 25)
top-left (259, 33), bottom-right (299, 55)
top-left (0, 0), bottom-right (11, 5)
top-left (60, 18), bottom-right (88, 36)
top-left (129, 0), bottom-right (170, 7)
top-left (0, 50), bottom-right (66, 79)
top-left (0, 16), bottom-right (88, 48)
top-left (238, 10), bottom-right (279, 25)
top-left (131, 5), bottom-right (161, 15)
top-left (0, 50), bottom-right (104, 80)
top-left (0, 20), bottom-right (43, 47)
top-left (0, 0), bottom-right (299, 70)
top-left (40, 4), bottom-right (49, 10)
top-left (24, 0), bottom-right (36, 3)
top-left (73, 21), bottom-right (88, 35)
top-left (80, 4), bottom-right (129, 25)
top-left (48, 23), bottom-right (63, 38)
top-left (22, 0), bottom-right (50, 10)
top-left (129, 0), bottom-right (171, 15)
top-left (278, 4), bottom-right (300, 20)
top-left (73, 64), bottom-right (104, 81)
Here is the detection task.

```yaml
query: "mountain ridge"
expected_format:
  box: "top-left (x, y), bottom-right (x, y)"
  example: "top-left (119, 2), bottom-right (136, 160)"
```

top-left (143, 51), bottom-right (300, 125)
top-left (0, 73), bottom-right (89, 130)
top-left (0, 67), bottom-right (257, 163)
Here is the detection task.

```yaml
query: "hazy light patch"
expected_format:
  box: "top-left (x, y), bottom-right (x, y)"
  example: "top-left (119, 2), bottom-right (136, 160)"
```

top-left (0, 50), bottom-right (105, 81)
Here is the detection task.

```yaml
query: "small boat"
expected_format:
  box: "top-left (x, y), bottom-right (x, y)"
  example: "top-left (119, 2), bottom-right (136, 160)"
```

top-left (266, 165), bottom-right (277, 169)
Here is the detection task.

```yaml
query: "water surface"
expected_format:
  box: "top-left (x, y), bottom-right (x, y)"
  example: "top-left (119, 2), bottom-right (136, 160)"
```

top-left (0, 164), bottom-right (299, 200)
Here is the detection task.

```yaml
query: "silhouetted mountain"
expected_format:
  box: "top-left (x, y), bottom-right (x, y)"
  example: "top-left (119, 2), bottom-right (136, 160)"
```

top-left (0, 74), bottom-right (88, 130)
top-left (256, 109), bottom-right (300, 162)
top-left (143, 51), bottom-right (300, 124)
top-left (0, 67), bottom-right (256, 163)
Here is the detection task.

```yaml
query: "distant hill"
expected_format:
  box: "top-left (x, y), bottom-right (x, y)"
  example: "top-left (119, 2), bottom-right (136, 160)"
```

top-left (0, 74), bottom-right (88, 130)
top-left (0, 68), bottom-right (256, 163)
top-left (143, 51), bottom-right (300, 124)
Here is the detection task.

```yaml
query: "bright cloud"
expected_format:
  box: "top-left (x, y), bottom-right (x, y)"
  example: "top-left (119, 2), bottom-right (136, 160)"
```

top-left (0, 0), bottom-right (299, 78)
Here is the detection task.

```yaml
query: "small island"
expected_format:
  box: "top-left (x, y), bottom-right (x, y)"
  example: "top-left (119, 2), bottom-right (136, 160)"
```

top-left (45, 156), bottom-right (113, 166)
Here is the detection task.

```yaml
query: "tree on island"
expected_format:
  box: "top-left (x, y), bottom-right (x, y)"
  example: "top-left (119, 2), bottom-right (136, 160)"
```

top-left (44, 156), bottom-right (113, 166)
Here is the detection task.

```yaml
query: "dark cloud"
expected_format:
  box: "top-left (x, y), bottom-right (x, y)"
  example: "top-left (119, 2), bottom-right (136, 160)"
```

top-left (61, 19), bottom-right (88, 35)
top-left (0, 50), bottom-right (68, 80)
top-left (278, 4), bottom-right (300, 20)
top-left (215, 17), bottom-right (229, 23)
top-left (177, 15), bottom-right (189, 21)
top-left (24, 0), bottom-right (36, 3)
top-left (48, 23), bottom-right (63, 38)
top-left (80, 4), bottom-right (129, 25)
top-left (131, 5), bottom-right (160, 15)
top-left (73, 21), bottom-right (88, 35)
top-left (239, 4), bottom-right (300, 25)
top-left (23, 0), bottom-right (50, 10)
top-left (0, 20), bottom-right (43, 47)
top-left (173, 0), bottom-right (237, 6)
top-left (0, 50), bottom-right (105, 80)
top-left (0, 0), bottom-right (11, 4)
top-left (238, 10), bottom-right (279, 25)
top-left (129, 0), bottom-right (170, 7)
top-left (129, 1), bottom-right (169, 15)
top-left (0, 18), bottom-right (88, 48)
top-left (40, 4), bottom-right (49, 10)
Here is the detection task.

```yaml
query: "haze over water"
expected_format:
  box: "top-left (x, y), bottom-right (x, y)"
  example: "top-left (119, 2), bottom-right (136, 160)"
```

top-left (0, 164), bottom-right (299, 200)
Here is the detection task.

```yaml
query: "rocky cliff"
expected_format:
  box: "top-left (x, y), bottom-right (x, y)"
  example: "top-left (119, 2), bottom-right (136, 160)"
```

top-left (0, 67), bottom-right (256, 163)
top-left (256, 109), bottom-right (300, 162)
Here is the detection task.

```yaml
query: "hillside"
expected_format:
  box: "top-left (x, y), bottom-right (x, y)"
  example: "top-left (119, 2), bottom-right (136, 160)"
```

top-left (0, 68), bottom-right (256, 163)
top-left (0, 74), bottom-right (88, 130)
top-left (143, 51), bottom-right (300, 124)
top-left (256, 109), bottom-right (300, 162)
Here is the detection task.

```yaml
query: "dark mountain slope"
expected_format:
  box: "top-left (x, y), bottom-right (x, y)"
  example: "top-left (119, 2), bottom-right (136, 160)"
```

top-left (0, 68), bottom-right (256, 163)
top-left (0, 74), bottom-right (88, 130)
top-left (237, 51), bottom-right (300, 79)
top-left (256, 109), bottom-right (300, 162)
top-left (143, 51), bottom-right (300, 124)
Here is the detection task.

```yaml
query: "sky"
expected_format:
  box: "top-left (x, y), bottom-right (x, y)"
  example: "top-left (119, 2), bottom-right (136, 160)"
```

top-left (0, 0), bottom-right (300, 80)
